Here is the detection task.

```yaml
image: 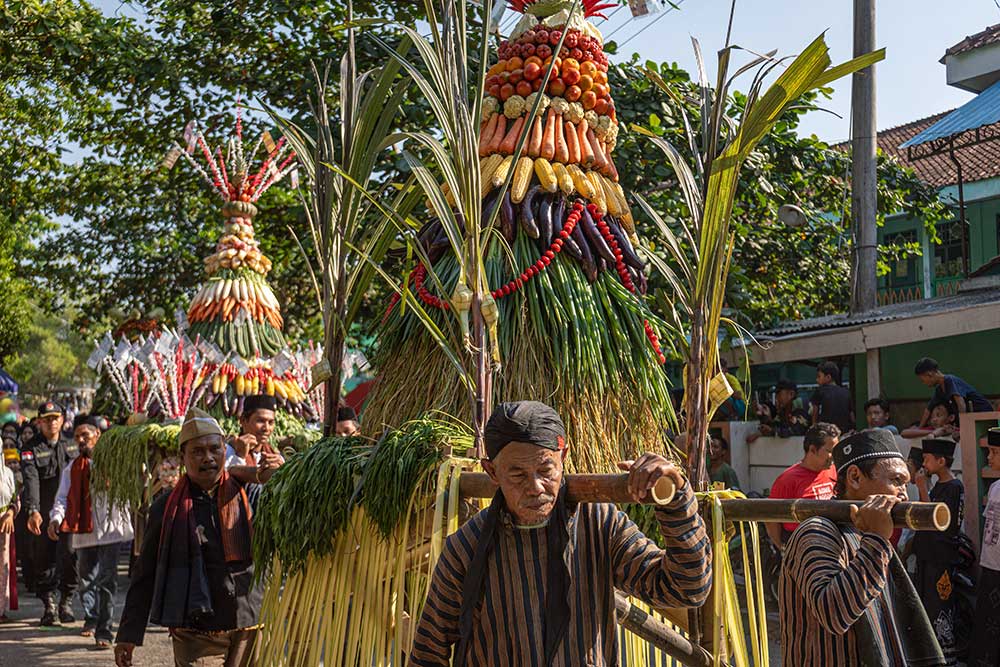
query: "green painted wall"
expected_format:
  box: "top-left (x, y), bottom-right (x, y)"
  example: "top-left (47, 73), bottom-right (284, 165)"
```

top-left (876, 329), bottom-right (1000, 401)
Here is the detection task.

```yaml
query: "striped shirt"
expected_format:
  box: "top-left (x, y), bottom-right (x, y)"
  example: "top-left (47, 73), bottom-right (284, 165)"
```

top-left (409, 483), bottom-right (711, 666)
top-left (779, 516), bottom-right (901, 666)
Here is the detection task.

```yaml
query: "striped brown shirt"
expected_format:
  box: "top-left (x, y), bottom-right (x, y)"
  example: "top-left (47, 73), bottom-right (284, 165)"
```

top-left (779, 516), bottom-right (901, 666)
top-left (409, 483), bottom-right (711, 666)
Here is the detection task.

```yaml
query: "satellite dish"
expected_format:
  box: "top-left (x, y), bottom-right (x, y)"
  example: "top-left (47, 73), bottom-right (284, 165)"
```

top-left (778, 204), bottom-right (807, 228)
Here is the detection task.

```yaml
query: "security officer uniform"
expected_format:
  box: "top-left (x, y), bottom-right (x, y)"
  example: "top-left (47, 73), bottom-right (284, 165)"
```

top-left (21, 401), bottom-right (79, 624)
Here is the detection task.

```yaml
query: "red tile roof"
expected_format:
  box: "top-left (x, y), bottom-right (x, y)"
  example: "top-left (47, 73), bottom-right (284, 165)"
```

top-left (835, 111), bottom-right (1000, 188)
top-left (942, 24), bottom-right (1000, 61)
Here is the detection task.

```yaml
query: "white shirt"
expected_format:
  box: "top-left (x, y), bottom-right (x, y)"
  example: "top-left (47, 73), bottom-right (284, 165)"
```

top-left (982, 480), bottom-right (1000, 571)
top-left (50, 463), bottom-right (133, 550)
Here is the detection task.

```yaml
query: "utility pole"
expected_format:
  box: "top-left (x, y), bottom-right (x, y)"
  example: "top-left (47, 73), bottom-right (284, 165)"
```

top-left (851, 0), bottom-right (878, 313)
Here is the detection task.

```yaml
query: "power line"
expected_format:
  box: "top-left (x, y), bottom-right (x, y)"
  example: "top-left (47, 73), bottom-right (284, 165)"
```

top-left (617, 0), bottom-right (687, 50)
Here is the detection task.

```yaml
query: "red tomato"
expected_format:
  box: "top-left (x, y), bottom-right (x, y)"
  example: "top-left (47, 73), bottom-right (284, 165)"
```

top-left (578, 74), bottom-right (593, 92)
top-left (548, 78), bottom-right (566, 97)
top-left (564, 85), bottom-right (582, 102)
top-left (562, 67), bottom-right (581, 86)
top-left (500, 83), bottom-right (515, 101)
top-left (509, 68), bottom-right (524, 84)
top-left (581, 90), bottom-right (597, 110)
top-left (523, 62), bottom-right (541, 81)
top-left (488, 84), bottom-right (501, 99)
top-left (593, 98), bottom-right (609, 115)
top-left (516, 80), bottom-right (533, 97)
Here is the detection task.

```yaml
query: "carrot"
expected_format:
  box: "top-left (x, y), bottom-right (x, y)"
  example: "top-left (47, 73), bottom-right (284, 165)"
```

top-left (564, 121), bottom-right (581, 164)
top-left (586, 128), bottom-right (606, 170)
top-left (577, 119), bottom-right (595, 166)
top-left (486, 115), bottom-right (507, 154)
top-left (604, 145), bottom-right (619, 181)
top-left (527, 115), bottom-right (544, 158)
top-left (499, 116), bottom-right (525, 155)
top-left (554, 116), bottom-right (569, 163)
top-left (541, 108), bottom-right (557, 160)
top-left (479, 113), bottom-right (498, 156)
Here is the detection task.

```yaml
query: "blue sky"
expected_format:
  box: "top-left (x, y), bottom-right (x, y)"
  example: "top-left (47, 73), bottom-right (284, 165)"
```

top-left (579, 0), bottom-right (1000, 142)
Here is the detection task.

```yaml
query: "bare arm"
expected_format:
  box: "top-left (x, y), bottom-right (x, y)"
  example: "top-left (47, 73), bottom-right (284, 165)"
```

top-left (227, 465), bottom-right (274, 485)
top-left (766, 522), bottom-right (784, 549)
top-left (918, 407), bottom-right (931, 428)
top-left (953, 395), bottom-right (967, 414)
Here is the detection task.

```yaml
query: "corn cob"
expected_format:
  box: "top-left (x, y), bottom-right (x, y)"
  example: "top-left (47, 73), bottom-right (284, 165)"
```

top-left (552, 162), bottom-right (575, 197)
top-left (533, 158), bottom-right (558, 193)
top-left (567, 164), bottom-right (596, 200)
top-left (511, 156), bottom-right (534, 204)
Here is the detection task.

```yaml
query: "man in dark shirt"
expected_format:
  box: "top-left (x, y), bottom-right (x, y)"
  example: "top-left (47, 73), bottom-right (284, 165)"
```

top-left (810, 361), bottom-right (854, 433)
top-left (115, 408), bottom-right (275, 667)
top-left (21, 400), bottom-right (79, 625)
top-left (915, 357), bottom-right (992, 427)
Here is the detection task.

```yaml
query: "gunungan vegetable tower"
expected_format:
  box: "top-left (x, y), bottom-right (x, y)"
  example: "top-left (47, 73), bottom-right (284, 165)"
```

top-left (366, 0), bottom-right (674, 472)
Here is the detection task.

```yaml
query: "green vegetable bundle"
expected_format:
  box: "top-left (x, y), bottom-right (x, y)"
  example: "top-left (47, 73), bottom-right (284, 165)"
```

top-left (91, 422), bottom-right (181, 513)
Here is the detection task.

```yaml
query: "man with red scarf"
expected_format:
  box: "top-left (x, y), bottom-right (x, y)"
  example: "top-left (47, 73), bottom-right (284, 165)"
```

top-left (48, 415), bottom-right (132, 648)
top-left (114, 408), bottom-right (276, 667)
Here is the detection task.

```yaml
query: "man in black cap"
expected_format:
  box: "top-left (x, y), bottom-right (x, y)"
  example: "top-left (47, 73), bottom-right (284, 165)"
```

top-left (22, 400), bottom-right (80, 625)
top-left (757, 380), bottom-right (809, 438)
top-left (779, 429), bottom-right (945, 666)
top-left (226, 395), bottom-right (284, 509)
top-left (335, 405), bottom-right (361, 437)
top-left (913, 438), bottom-right (970, 664)
top-left (409, 401), bottom-right (712, 666)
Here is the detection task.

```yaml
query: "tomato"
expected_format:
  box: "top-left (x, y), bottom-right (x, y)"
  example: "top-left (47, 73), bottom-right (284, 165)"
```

top-left (525, 55), bottom-right (543, 67)
top-left (593, 98), bottom-right (609, 115)
top-left (531, 77), bottom-right (543, 92)
top-left (581, 90), bottom-right (597, 110)
top-left (594, 70), bottom-right (608, 85)
top-left (562, 58), bottom-right (580, 71)
top-left (505, 56), bottom-right (523, 72)
top-left (488, 84), bottom-right (502, 99)
top-left (578, 74), bottom-right (593, 92)
top-left (523, 62), bottom-right (541, 81)
top-left (562, 67), bottom-right (581, 86)
top-left (592, 83), bottom-right (608, 99)
top-left (564, 85), bottom-right (582, 102)
top-left (500, 83), bottom-right (515, 101)
top-left (548, 78), bottom-right (566, 97)
top-left (509, 68), bottom-right (524, 84)
top-left (516, 80), bottom-right (533, 97)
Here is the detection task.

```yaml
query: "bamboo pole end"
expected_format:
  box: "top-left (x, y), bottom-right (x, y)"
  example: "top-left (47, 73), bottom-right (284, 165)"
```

top-left (932, 503), bottom-right (951, 532)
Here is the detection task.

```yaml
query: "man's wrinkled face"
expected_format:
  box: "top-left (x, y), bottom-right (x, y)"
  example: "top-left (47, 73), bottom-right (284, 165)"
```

top-left (483, 441), bottom-right (565, 526)
top-left (240, 409), bottom-right (275, 447)
top-left (848, 458), bottom-right (910, 502)
top-left (866, 404), bottom-right (889, 428)
top-left (182, 434), bottom-right (225, 489)
top-left (38, 414), bottom-right (63, 442)
top-left (74, 425), bottom-right (100, 457)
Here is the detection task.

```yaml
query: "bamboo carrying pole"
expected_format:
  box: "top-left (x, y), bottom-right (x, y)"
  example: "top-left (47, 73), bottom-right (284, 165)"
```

top-left (614, 594), bottom-right (714, 667)
top-left (458, 473), bottom-right (950, 531)
top-left (458, 472), bottom-right (677, 505)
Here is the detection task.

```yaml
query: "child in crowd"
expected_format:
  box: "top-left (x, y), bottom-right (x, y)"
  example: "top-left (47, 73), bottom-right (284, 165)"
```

top-left (971, 428), bottom-right (1000, 665)
top-left (809, 361), bottom-right (853, 434)
top-left (915, 357), bottom-right (993, 426)
top-left (913, 438), bottom-right (970, 664)
top-left (864, 398), bottom-right (899, 434)
top-left (901, 398), bottom-right (960, 442)
top-left (0, 452), bottom-right (17, 622)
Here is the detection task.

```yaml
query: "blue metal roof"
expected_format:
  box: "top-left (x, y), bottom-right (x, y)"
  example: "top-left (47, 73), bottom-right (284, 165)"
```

top-left (900, 78), bottom-right (1000, 148)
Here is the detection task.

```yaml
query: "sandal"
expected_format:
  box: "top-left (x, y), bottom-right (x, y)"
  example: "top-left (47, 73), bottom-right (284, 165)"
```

top-left (94, 639), bottom-right (112, 650)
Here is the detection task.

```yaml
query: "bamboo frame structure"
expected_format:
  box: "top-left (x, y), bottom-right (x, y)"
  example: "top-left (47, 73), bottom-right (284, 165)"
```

top-left (458, 472), bottom-right (949, 531)
top-left (614, 594), bottom-right (714, 667)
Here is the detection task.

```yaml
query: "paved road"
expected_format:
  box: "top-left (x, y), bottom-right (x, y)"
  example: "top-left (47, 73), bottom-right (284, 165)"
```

top-left (0, 556), bottom-right (173, 667)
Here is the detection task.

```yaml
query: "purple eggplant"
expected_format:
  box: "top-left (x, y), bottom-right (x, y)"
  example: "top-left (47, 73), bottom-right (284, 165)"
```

top-left (606, 217), bottom-right (644, 270)
top-left (580, 207), bottom-right (617, 265)
top-left (501, 191), bottom-right (516, 242)
top-left (571, 223), bottom-right (598, 282)
top-left (518, 185), bottom-right (541, 239)
top-left (536, 194), bottom-right (553, 252)
top-left (551, 197), bottom-right (566, 245)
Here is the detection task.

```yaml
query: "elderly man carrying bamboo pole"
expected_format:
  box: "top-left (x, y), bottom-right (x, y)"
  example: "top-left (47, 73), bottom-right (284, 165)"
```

top-left (114, 408), bottom-right (277, 667)
top-left (409, 400), bottom-right (712, 666)
top-left (779, 428), bottom-right (946, 666)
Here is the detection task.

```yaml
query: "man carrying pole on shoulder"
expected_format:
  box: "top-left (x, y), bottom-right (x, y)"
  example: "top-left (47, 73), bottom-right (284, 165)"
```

top-left (779, 428), bottom-right (945, 666)
top-left (114, 408), bottom-right (277, 667)
top-left (409, 400), bottom-right (712, 666)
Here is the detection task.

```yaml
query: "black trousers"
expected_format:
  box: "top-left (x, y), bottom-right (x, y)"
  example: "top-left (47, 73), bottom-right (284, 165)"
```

top-left (30, 531), bottom-right (77, 599)
top-left (971, 566), bottom-right (1000, 666)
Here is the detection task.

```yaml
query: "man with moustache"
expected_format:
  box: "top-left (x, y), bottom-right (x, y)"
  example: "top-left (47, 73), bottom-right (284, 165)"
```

top-left (114, 408), bottom-right (277, 667)
top-left (408, 401), bottom-right (712, 666)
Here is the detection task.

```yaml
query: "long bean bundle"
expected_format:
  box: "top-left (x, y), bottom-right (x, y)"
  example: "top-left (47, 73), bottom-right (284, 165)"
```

top-left (91, 423), bottom-right (181, 513)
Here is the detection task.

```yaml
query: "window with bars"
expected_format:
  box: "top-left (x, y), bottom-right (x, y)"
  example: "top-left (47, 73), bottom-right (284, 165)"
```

top-left (934, 220), bottom-right (964, 278)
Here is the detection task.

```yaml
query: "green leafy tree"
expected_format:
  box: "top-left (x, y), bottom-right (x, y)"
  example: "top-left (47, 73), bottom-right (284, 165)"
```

top-left (7, 302), bottom-right (94, 396)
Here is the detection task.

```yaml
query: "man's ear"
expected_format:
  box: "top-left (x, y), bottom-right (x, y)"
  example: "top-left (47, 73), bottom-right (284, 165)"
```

top-left (560, 444), bottom-right (569, 463)
top-left (482, 459), bottom-right (498, 483)
top-left (847, 465), bottom-right (861, 490)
